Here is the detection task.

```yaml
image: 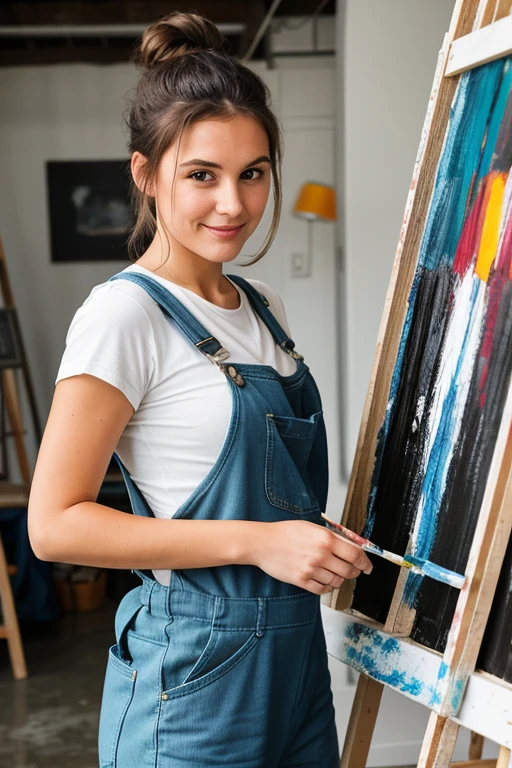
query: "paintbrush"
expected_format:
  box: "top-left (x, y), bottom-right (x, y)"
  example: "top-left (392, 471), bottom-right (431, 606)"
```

top-left (320, 513), bottom-right (466, 590)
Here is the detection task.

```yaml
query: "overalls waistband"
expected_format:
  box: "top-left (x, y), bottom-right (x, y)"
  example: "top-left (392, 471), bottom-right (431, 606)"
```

top-left (138, 571), bottom-right (319, 632)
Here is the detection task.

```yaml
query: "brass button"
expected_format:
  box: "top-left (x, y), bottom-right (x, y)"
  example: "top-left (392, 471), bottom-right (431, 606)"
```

top-left (161, 693), bottom-right (168, 701)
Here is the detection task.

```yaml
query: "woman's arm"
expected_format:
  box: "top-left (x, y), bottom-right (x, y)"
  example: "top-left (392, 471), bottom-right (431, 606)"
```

top-left (28, 373), bottom-right (371, 594)
top-left (28, 373), bottom-right (255, 569)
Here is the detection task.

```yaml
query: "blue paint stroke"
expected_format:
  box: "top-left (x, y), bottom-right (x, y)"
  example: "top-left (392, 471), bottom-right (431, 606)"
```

top-left (403, 555), bottom-right (465, 589)
top-left (343, 623), bottom-right (424, 698)
top-left (343, 623), bottom-right (461, 710)
top-left (402, 279), bottom-right (481, 607)
top-left (450, 678), bottom-right (466, 713)
top-left (427, 660), bottom-right (449, 707)
top-left (364, 59), bottom-right (505, 537)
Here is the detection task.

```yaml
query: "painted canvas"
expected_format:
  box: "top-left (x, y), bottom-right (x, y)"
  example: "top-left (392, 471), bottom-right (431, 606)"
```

top-left (351, 55), bottom-right (512, 656)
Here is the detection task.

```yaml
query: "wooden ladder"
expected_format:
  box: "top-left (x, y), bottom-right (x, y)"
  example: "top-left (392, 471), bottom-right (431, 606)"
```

top-left (0, 232), bottom-right (43, 680)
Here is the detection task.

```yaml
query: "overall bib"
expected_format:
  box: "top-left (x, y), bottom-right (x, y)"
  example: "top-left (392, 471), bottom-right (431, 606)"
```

top-left (98, 272), bottom-right (339, 768)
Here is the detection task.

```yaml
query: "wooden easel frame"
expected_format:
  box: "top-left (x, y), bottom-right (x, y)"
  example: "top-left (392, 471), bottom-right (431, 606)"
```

top-left (324, 0), bottom-right (512, 765)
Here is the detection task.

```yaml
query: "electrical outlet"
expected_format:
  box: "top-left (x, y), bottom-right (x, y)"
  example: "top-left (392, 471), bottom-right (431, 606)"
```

top-left (291, 251), bottom-right (311, 278)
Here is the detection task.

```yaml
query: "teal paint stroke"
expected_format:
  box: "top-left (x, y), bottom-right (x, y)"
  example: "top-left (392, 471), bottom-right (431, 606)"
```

top-left (343, 622), bottom-right (448, 705)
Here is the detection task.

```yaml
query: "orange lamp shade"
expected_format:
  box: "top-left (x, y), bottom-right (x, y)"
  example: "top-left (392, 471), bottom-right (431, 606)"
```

top-left (293, 182), bottom-right (337, 222)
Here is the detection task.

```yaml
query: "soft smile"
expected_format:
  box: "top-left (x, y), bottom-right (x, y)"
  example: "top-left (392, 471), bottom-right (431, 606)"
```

top-left (203, 223), bottom-right (246, 239)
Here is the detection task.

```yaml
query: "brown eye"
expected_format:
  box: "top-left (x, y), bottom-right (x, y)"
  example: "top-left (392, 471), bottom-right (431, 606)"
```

top-left (189, 171), bottom-right (214, 182)
top-left (241, 169), bottom-right (264, 181)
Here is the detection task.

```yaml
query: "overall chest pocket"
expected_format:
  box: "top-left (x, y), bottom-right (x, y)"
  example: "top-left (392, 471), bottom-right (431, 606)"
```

top-left (265, 410), bottom-right (322, 515)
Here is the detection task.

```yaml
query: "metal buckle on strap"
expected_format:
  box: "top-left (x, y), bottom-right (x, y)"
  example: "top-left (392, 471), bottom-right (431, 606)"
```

top-left (195, 337), bottom-right (231, 366)
top-left (280, 340), bottom-right (304, 361)
top-left (205, 348), bottom-right (231, 365)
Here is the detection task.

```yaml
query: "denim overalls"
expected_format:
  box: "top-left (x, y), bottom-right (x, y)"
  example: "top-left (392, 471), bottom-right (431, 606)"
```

top-left (98, 271), bottom-right (339, 768)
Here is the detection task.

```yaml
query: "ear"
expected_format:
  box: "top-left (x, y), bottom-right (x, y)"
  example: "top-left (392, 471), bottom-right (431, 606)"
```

top-left (131, 152), bottom-right (155, 197)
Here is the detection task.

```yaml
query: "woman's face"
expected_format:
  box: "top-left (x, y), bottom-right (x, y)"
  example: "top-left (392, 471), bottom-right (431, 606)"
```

top-left (149, 114), bottom-right (272, 265)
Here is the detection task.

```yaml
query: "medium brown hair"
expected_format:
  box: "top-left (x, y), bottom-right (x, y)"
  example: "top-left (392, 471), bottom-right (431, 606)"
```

top-left (125, 10), bottom-right (283, 266)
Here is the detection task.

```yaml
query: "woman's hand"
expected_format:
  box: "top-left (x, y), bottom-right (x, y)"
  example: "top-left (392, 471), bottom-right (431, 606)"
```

top-left (250, 520), bottom-right (373, 596)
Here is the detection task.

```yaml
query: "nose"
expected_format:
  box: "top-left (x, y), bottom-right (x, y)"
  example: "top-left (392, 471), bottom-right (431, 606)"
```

top-left (215, 179), bottom-right (244, 218)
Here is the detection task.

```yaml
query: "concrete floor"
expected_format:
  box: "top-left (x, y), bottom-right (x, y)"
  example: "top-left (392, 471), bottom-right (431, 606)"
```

top-left (0, 598), bottom-right (117, 768)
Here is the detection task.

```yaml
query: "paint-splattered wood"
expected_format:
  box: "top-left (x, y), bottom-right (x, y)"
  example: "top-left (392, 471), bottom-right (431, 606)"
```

top-left (331, 0), bottom-right (481, 616)
top-left (446, 13), bottom-right (512, 76)
top-left (321, 605), bottom-right (512, 747)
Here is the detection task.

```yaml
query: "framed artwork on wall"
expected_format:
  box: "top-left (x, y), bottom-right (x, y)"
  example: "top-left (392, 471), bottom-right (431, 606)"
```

top-left (46, 160), bottom-right (134, 262)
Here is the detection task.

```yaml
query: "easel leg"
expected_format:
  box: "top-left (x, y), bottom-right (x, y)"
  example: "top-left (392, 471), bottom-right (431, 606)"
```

top-left (496, 746), bottom-right (511, 768)
top-left (469, 732), bottom-right (484, 760)
top-left (0, 534), bottom-right (27, 679)
top-left (340, 674), bottom-right (383, 768)
top-left (417, 712), bottom-right (459, 768)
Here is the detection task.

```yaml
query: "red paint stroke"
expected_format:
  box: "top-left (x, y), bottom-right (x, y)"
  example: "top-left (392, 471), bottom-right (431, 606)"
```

top-left (453, 172), bottom-right (499, 277)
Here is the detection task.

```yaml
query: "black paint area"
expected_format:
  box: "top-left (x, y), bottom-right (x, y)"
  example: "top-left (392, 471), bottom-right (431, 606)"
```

top-left (352, 266), bottom-right (453, 623)
top-left (478, 530), bottom-right (512, 682)
top-left (412, 277), bottom-right (512, 652)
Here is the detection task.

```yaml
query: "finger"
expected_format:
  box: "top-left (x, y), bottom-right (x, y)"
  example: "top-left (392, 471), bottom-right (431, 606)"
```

top-left (322, 555), bottom-right (362, 581)
top-left (313, 565), bottom-right (352, 586)
top-left (305, 578), bottom-right (343, 596)
top-left (331, 536), bottom-right (373, 574)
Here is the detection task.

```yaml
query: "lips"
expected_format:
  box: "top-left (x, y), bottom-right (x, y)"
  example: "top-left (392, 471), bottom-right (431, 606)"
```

top-left (203, 224), bottom-right (246, 239)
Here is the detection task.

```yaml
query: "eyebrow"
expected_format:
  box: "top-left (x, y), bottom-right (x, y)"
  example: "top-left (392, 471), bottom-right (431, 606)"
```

top-left (179, 155), bottom-right (271, 169)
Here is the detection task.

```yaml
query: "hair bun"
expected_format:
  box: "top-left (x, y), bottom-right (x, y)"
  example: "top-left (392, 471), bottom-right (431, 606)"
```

top-left (135, 11), bottom-right (226, 70)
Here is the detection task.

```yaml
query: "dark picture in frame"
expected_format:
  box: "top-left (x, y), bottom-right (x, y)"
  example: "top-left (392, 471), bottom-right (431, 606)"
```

top-left (46, 160), bottom-right (134, 262)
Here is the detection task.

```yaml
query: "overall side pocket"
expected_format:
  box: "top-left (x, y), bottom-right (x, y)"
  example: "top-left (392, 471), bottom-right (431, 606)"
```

top-left (98, 646), bottom-right (137, 768)
top-left (98, 588), bottom-right (141, 768)
top-left (265, 410), bottom-right (322, 515)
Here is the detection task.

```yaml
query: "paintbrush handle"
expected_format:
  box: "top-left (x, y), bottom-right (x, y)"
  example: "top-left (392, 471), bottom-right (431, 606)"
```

top-left (321, 513), bottom-right (466, 590)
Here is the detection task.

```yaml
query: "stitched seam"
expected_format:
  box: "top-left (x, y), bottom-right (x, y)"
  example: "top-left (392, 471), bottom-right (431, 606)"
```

top-left (265, 416), bottom-right (318, 515)
top-left (161, 633), bottom-right (259, 700)
top-left (181, 598), bottom-right (218, 685)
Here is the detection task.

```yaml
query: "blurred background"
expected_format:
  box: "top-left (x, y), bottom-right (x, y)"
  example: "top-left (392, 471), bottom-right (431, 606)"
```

top-left (0, 1), bottom-right (496, 766)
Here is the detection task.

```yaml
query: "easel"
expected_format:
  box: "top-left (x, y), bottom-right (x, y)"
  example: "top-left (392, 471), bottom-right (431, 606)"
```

top-left (322, 1), bottom-right (512, 765)
top-left (0, 232), bottom-right (42, 679)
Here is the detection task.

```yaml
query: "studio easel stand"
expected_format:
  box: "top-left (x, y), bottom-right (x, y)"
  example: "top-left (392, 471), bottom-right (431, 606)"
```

top-left (0, 232), bottom-right (42, 680)
top-left (321, 1), bottom-right (512, 766)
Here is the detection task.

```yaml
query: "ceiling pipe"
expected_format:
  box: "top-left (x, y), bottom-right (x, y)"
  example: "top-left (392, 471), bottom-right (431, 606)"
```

top-left (241, 0), bottom-right (283, 63)
top-left (0, 23), bottom-right (246, 38)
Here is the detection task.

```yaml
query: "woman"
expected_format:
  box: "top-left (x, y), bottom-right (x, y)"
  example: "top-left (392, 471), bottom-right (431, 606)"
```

top-left (28, 11), bottom-right (372, 767)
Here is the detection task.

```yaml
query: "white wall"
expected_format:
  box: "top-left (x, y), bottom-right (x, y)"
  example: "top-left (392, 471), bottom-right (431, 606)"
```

top-left (339, 0), bottom-right (453, 465)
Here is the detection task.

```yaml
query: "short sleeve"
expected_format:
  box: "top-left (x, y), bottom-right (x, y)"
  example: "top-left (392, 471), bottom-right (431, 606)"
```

top-left (55, 283), bottom-right (156, 411)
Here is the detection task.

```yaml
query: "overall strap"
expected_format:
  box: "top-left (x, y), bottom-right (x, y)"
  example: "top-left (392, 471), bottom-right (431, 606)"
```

top-left (109, 272), bottom-right (232, 368)
top-left (112, 452), bottom-right (155, 518)
top-left (226, 275), bottom-right (304, 362)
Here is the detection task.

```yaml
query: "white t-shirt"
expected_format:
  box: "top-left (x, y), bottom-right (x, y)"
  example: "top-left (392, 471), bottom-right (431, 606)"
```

top-left (55, 263), bottom-right (297, 585)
